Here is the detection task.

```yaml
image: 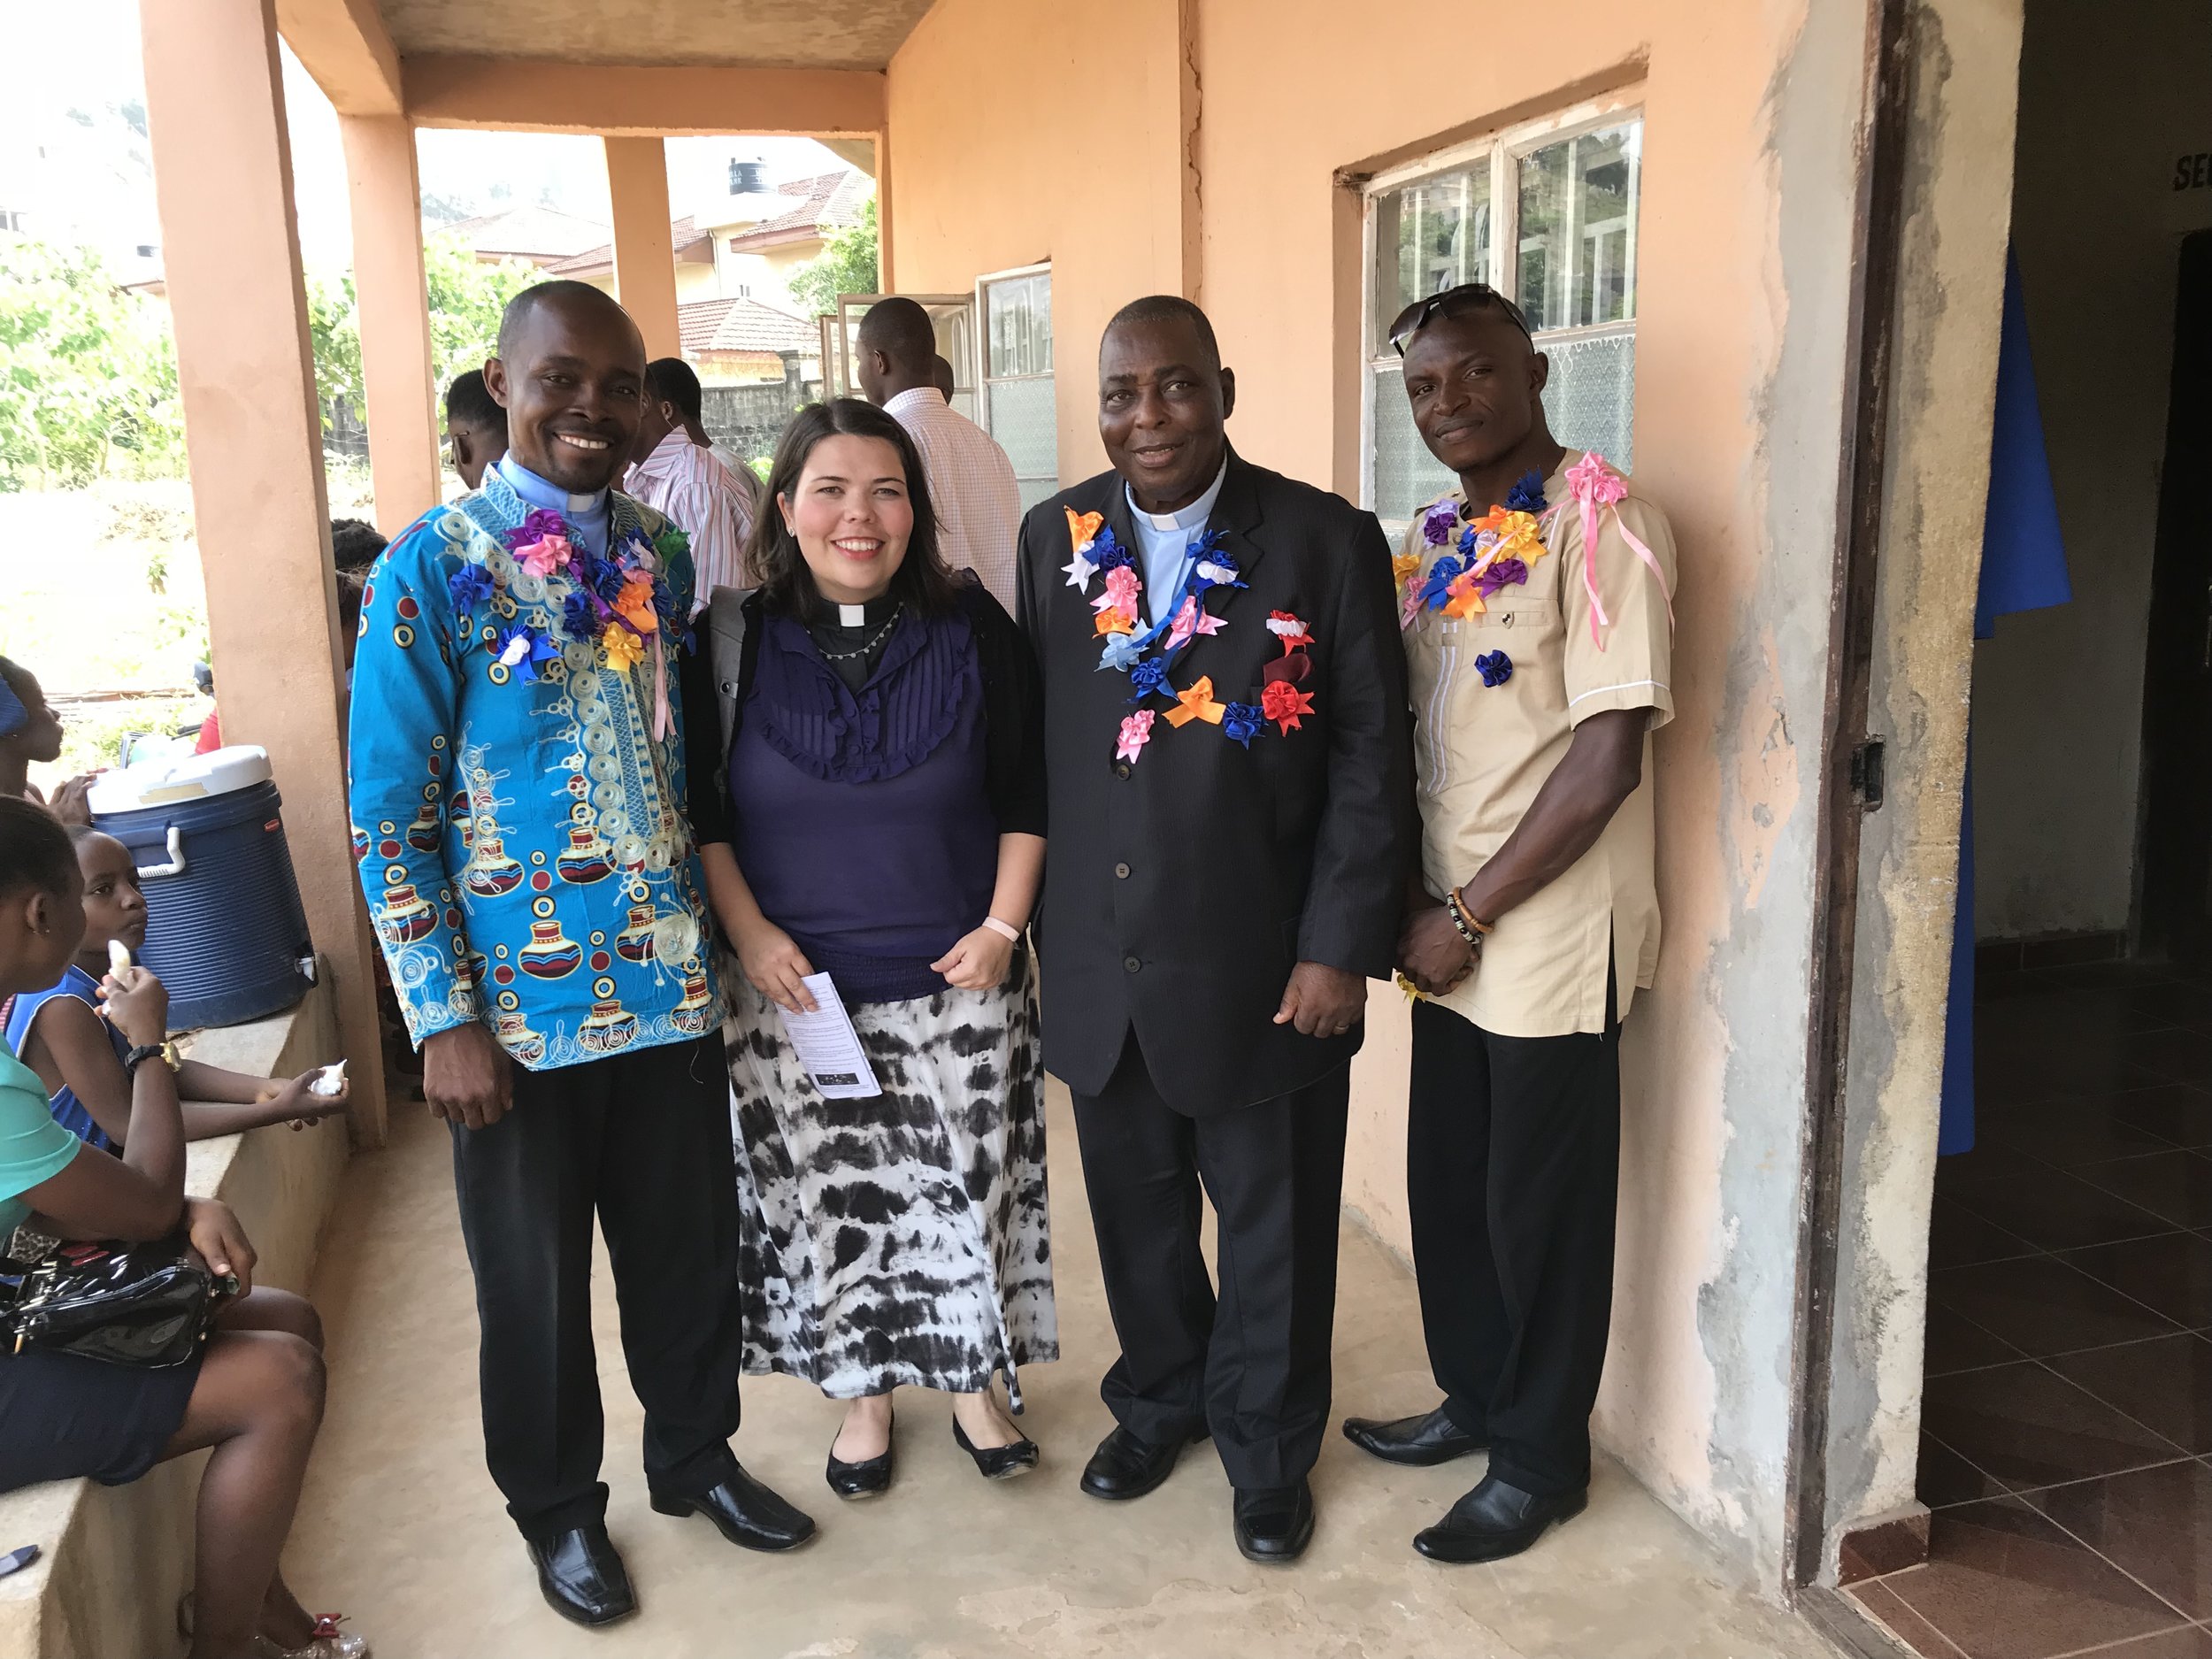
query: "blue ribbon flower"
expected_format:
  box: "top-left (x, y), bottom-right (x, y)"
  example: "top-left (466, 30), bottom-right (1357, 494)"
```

top-left (1092, 526), bottom-right (1134, 572)
top-left (1475, 649), bottom-right (1514, 687)
top-left (1417, 554), bottom-right (1466, 611)
top-left (561, 589), bottom-right (599, 641)
top-left (1097, 633), bottom-right (1144, 672)
top-left (1222, 702), bottom-right (1265, 749)
top-left (586, 555), bottom-right (628, 604)
top-left (1189, 534), bottom-right (1247, 593)
top-left (449, 562), bottom-right (495, 615)
top-left (493, 624), bottom-right (560, 684)
top-left (1128, 657), bottom-right (1171, 701)
top-left (1505, 470), bottom-right (1548, 513)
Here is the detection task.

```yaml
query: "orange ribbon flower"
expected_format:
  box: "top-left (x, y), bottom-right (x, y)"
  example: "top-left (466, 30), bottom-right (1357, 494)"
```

top-left (1066, 507), bottom-right (1105, 555)
top-left (1441, 572), bottom-right (1487, 620)
top-left (1165, 674), bottom-right (1227, 728)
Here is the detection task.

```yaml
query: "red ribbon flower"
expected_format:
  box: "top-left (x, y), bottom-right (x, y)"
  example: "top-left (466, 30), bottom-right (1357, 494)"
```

top-left (1262, 678), bottom-right (1316, 734)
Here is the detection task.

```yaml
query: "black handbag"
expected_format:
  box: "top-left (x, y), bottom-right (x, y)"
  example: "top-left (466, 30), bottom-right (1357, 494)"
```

top-left (1, 1235), bottom-right (234, 1369)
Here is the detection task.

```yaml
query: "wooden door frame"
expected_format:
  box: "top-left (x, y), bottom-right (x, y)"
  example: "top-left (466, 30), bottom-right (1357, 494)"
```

top-left (1782, 0), bottom-right (1917, 1606)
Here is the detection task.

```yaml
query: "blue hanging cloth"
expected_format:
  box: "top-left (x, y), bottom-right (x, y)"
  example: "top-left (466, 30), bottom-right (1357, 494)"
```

top-left (1939, 250), bottom-right (2072, 1156)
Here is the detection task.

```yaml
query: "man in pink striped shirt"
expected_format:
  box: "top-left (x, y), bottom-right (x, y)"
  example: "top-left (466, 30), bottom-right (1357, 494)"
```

top-left (626, 357), bottom-right (760, 606)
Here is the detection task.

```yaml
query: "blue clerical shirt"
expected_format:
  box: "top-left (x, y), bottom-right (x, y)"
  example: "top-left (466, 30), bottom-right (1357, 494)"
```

top-left (1125, 458), bottom-right (1228, 625)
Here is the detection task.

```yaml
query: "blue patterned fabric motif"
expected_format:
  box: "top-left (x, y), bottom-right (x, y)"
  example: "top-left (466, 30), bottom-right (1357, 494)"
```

top-left (348, 466), bottom-right (723, 1071)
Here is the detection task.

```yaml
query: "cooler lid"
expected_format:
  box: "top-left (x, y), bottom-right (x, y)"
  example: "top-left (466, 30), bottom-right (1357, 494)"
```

top-left (88, 745), bottom-right (273, 814)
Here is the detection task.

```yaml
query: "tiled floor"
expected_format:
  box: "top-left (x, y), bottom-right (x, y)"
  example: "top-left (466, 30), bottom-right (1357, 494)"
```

top-left (1850, 960), bottom-right (2212, 1659)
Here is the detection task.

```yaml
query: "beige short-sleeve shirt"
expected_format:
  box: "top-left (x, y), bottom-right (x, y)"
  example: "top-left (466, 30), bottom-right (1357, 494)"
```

top-left (1401, 450), bottom-right (1678, 1038)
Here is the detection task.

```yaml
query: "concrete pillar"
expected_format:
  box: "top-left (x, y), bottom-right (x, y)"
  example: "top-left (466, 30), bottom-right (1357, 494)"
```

top-left (602, 136), bottom-right (680, 357)
top-left (138, 0), bottom-right (388, 1142)
top-left (874, 128), bottom-right (895, 294)
top-left (340, 113), bottom-right (441, 534)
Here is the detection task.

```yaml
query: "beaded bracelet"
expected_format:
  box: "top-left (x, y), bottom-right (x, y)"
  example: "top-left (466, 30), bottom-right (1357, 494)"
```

top-left (1445, 888), bottom-right (1492, 951)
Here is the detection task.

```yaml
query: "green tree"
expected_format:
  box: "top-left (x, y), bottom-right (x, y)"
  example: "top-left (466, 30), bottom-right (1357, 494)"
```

top-left (0, 240), bottom-right (184, 490)
top-left (785, 196), bottom-right (879, 319)
top-left (305, 240), bottom-right (536, 433)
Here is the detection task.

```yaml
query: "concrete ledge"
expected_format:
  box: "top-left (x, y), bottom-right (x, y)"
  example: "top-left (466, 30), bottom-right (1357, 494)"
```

top-left (0, 979), bottom-right (352, 1659)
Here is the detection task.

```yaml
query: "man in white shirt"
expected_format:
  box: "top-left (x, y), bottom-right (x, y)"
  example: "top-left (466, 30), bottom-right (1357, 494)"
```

top-left (856, 297), bottom-right (1022, 611)
top-left (626, 357), bottom-right (758, 603)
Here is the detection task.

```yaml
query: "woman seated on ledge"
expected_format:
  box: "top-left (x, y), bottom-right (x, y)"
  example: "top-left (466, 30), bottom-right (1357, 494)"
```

top-left (0, 797), bottom-right (365, 1659)
top-left (5, 825), bottom-right (353, 1149)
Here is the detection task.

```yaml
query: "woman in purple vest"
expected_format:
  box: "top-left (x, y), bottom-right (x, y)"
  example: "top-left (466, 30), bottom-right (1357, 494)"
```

top-left (695, 399), bottom-right (1053, 1501)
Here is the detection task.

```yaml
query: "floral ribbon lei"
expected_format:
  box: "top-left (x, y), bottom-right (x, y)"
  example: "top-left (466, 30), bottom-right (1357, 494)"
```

top-left (1063, 506), bottom-right (1317, 767)
top-left (447, 507), bottom-right (694, 739)
top-left (1395, 454), bottom-right (1672, 651)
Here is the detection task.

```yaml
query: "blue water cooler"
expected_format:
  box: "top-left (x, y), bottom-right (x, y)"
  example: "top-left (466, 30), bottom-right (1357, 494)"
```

top-left (88, 747), bottom-right (316, 1030)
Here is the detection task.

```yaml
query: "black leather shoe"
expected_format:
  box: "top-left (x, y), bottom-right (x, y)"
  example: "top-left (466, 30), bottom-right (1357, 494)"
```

top-left (955, 1419), bottom-right (1040, 1480)
top-left (1414, 1472), bottom-right (1588, 1563)
top-left (1341, 1405), bottom-right (1486, 1467)
top-left (826, 1417), bottom-right (895, 1501)
top-left (650, 1463), bottom-right (818, 1551)
top-left (526, 1525), bottom-right (635, 1628)
top-left (1233, 1479), bottom-right (1315, 1563)
top-left (1079, 1424), bottom-right (1205, 1501)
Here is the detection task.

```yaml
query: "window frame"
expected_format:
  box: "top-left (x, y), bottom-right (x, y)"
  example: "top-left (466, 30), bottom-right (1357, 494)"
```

top-left (975, 260), bottom-right (1058, 503)
top-left (1359, 91), bottom-right (1646, 528)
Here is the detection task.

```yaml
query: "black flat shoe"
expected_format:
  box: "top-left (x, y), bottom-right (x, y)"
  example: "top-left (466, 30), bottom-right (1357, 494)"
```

top-left (1233, 1479), bottom-right (1315, 1563)
top-left (1414, 1472), bottom-right (1588, 1563)
top-left (954, 1419), bottom-right (1040, 1480)
top-left (650, 1463), bottom-right (818, 1552)
top-left (1342, 1405), bottom-right (1486, 1467)
top-left (1079, 1424), bottom-right (1207, 1502)
top-left (826, 1416), bottom-right (896, 1500)
top-left (526, 1525), bottom-right (635, 1627)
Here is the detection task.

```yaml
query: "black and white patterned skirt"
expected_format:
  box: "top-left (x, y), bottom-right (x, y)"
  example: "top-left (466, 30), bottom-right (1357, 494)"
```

top-left (725, 948), bottom-right (1057, 1404)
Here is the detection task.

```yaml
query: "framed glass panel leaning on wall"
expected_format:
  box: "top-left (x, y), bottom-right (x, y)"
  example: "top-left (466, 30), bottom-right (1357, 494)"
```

top-left (1363, 96), bottom-right (1643, 532)
top-left (977, 262), bottom-right (1059, 511)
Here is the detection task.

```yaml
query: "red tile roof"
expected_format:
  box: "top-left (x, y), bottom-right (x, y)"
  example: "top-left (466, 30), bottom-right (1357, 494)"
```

top-left (432, 205), bottom-right (610, 264)
top-left (546, 217), bottom-right (714, 278)
top-left (722, 170), bottom-right (870, 251)
top-left (678, 296), bottom-right (816, 357)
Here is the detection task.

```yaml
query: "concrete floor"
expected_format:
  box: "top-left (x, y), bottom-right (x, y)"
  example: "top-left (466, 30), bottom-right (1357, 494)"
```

top-left (285, 1081), bottom-right (1831, 1659)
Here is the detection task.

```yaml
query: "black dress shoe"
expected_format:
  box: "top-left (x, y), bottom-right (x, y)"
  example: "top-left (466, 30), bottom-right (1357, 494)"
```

top-left (954, 1419), bottom-right (1040, 1480)
top-left (1414, 1472), bottom-right (1588, 1563)
top-left (650, 1463), bottom-right (818, 1551)
top-left (526, 1525), bottom-right (635, 1628)
top-left (1079, 1424), bottom-right (1205, 1501)
top-left (1341, 1406), bottom-right (1486, 1467)
top-left (826, 1418), bottom-right (895, 1501)
top-left (1233, 1479), bottom-right (1315, 1563)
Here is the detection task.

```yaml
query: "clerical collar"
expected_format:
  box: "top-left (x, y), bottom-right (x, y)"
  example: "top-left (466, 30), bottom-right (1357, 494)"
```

top-left (496, 454), bottom-right (607, 518)
top-left (1127, 456), bottom-right (1228, 532)
top-left (809, 592), bottom-right (901, 630)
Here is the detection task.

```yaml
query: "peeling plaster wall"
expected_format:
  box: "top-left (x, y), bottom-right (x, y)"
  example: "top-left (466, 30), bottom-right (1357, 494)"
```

top-left (887, 0), bottom-right (1924, 1591)
top-left (1823, 0), bottom-right (2022, 1570)
top-left (1968, 0), bottom-right (2212, 941)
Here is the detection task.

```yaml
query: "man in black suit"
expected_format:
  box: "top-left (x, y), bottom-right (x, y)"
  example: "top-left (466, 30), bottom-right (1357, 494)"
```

top-left (1016, 296), bottom-right (1413, 1563)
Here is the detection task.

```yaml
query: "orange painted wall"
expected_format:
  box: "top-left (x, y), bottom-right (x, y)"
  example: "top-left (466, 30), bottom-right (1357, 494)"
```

top-left (885, 0), bottom-right (1939, 1588)
top-left (885, 0), bottom-right (1191, 480)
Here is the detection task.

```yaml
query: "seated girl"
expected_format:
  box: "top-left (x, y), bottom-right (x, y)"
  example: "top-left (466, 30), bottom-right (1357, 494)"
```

top-left (6, 826), bottom-right (350, 1147)
top-left (0, 796), bottom-right (365, 1659)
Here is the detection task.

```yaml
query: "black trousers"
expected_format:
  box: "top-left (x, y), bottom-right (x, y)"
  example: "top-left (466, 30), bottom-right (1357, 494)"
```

top-left (1406, 993), bottom-right (1621, 1498)
top-left (449, 1032), bottom-right (745, 1540)
top-left (1069, 1033), bottom-right (1349, 1492)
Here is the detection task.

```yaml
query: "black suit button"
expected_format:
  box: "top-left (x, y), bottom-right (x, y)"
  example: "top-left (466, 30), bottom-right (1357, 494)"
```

top-left (1114, 762), bottom-right (1133, 780)
top-left (1114, 862), bottom-right (1132, 879)
top-left (1123, 955), bottom-right (1142, 974)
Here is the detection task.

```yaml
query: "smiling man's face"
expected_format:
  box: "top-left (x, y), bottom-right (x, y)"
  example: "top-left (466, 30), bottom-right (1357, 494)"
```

top-left (1097, 315), bottom-right (1235, 514)
top-left (485, 291), bottom-right (646, 495)
top-left (1400, 308), bottom-right (1548, 477)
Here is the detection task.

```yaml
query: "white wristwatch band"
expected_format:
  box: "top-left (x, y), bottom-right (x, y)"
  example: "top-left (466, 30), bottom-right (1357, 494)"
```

top-left (981, 916), bottom-right (1023, 942)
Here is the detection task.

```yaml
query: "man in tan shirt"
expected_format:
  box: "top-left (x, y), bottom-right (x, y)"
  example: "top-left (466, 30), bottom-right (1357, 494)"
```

top-left (1340, 284), bottom-right (1677, 1565)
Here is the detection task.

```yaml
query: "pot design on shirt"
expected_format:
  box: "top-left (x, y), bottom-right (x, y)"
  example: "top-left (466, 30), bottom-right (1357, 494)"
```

top-left (403, 800), bottom-right (444, 853)
top-left (615, 902), bottom-right (659, 964)
top-left (670, 963), bottom-right (715, 1037)
top-left (494, 1010), bottom-right (547, 1066)
top-left (517, 918), bottom-right (583, 979)
top-left (555, 826), bottom-right (615, 886)
top-left (375, 884), bottom-right (439, 948)
top-left (462, 835), bottom-right (526, 898)
top-left (577, 995), bottom-right (639, 1054)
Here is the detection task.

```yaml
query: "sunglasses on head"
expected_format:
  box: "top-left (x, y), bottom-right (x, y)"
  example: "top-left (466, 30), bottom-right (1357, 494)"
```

top-left (1387, 282), bottom-right (1533, 356)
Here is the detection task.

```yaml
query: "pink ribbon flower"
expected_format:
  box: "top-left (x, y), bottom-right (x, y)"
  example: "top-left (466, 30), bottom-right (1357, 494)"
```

top-left (1166, 595), bottom-right (1200, 651)
top-left (1116, 709), bottom-right (1156, 764)
top-left (513, 532), bottom-right (574, 580)
top-left (1558, 452), bottom-right (1672, 649)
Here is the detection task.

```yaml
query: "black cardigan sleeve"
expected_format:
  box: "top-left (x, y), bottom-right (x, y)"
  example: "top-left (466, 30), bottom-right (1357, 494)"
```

top-left (679, 636), bottom-right (733, 848)
top-left (964, 584), bottom-right (1048, 839)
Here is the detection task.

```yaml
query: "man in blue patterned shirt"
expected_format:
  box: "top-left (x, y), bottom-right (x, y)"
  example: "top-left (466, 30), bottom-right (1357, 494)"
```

top-left (349, 282), bottom-right (814, 1629)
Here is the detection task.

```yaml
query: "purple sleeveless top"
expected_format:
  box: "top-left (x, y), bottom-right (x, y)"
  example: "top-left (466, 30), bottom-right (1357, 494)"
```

top-left (730, 608), bottom-right (998, 1004)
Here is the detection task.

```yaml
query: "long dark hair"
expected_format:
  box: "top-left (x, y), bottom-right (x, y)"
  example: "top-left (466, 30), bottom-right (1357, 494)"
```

top-left (743, 399), bottom-right (960, 617)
